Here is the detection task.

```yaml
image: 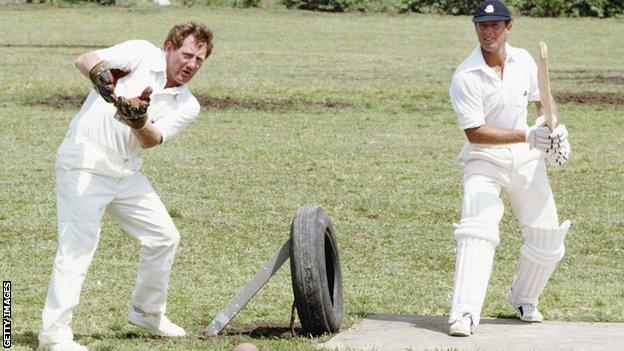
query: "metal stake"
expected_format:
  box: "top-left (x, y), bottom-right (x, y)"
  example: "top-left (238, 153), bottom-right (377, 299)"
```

top-left (203, 239), bottom-right (291, 338)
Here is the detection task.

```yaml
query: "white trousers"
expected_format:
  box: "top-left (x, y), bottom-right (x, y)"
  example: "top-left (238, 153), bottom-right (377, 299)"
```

top-left (462, 144), bottom-right (559, 229)
top-left (449, 144), bottom-right (559, 324)
top-left (39, 135), bottom-right (180, 344)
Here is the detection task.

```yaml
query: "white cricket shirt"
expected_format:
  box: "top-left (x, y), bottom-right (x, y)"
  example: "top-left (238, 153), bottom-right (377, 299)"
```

top-left (449, 43), bottom-right (540, 133)
top-left (67, 40), bottom-right (201, 159)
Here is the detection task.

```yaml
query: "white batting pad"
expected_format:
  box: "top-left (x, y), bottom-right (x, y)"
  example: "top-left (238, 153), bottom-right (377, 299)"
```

top-left (449, 237), bottom-right (497, 326)
top-left (450, 179), bottom-right (504, 325)
top-left (509, 220), bottom-right (571, 305)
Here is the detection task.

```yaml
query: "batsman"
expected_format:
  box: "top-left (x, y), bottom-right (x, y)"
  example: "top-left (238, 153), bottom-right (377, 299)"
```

top-left (38, 22), bottom-right (212, 350)
top-left (447, 0), bottom-right (571, 336)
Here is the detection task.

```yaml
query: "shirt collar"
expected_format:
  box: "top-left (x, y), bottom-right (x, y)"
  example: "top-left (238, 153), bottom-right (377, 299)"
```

top-left (151, 51), bottom-right (188, 96)
top-left (160, 85), bottom-right (187, 96)
top-left (504, 43), bottom-right (519, 62)
top-left (463, 43), bottom-right (518, 71)
top-left (460, 42), bottom-right (517, 77)
top-left (149, 51), bottom-right (167, 73)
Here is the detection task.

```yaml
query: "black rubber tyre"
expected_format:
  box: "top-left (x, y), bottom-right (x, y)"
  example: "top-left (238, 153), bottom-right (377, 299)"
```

top-left (289, 205), bottom-right (343, 336)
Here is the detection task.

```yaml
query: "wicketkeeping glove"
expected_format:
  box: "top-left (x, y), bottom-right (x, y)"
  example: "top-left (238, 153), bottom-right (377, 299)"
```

top-left (114, 87), bottom-right (152, 130)
top-left (89, 61), bottom-right (129, 104)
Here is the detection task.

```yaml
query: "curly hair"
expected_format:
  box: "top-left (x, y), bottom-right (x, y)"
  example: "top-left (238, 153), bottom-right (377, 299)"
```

top-left (164, 21), bottom-right (214, 58)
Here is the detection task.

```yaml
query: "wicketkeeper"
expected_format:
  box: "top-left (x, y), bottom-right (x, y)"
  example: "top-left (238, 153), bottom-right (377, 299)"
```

top-left (447, 0), bottom-right (571, 336)
top-left (38, 22), bottom-right (213, 351)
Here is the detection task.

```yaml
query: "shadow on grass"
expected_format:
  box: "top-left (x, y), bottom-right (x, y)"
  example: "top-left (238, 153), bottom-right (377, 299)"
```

top-left (88, 330), bottom-right (151, 340)
top-left (12, 329), bottom-right (158, 350)
top-left (213, 322), bottom-right (305, 340)
top-left (12, 331), bottom-right (38, 350)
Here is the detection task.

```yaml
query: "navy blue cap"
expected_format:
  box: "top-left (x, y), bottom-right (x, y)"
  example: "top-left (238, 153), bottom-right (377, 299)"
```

top-left (473, 0), bottom-right (511, 23)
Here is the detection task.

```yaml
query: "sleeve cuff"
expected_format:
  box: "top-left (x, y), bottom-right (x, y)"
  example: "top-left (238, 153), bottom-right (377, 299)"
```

top-left (458, 117), bottom-right (485, 130)
top-left (529, 92), bottom-right (541, 102)
top-left (153, 123), bottom-right (171, 144)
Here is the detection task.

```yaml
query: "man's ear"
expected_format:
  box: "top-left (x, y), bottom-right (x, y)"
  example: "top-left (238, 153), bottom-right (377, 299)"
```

top-left (164, 41), bottom-right (174, 53)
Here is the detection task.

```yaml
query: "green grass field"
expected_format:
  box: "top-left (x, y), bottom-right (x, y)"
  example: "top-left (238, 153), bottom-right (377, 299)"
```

top-left (1, 4), bottom-right (623, 350)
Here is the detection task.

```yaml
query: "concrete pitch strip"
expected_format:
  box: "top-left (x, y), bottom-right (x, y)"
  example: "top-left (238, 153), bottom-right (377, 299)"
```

top-left (320, 314), bottom-right (624, 351)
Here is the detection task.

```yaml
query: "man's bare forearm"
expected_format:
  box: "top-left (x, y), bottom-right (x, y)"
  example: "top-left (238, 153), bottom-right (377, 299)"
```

top-left (75, 52), bottom-right (101, 78)
top-left (464, 124), bottom-right (526, 144)
top-left (132, 123), bottom-right (163, 149)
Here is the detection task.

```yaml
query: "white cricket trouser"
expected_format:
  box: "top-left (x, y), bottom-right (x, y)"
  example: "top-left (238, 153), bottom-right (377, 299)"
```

top-left (449, 143), bottom-right (559, 325)
top-left (39, 135), bottom-right (180, 344)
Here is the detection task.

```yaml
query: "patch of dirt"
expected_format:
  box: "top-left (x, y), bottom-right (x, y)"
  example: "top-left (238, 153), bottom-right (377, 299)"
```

top-left (31, 94), bottom-right (350, 112)
top-left (31, 91), bottom-right (622, 110)
top-left (551, 70), bottom-right (624, 85)
top-left (33, 94), bottom-right (86, 109)
top-left (204, 323), bottom-right (305, 340)
top-left (553, 91), bottom-right (624, 105)
top-left (1, 43), bottom-right (108, 49)
top-left (196, 95), bottom-right (349, 112)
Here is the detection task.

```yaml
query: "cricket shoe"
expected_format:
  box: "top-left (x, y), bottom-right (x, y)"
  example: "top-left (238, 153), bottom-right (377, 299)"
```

top-left (449, 313), bottom-right (474, 336)
top-left (39, 339), bottom-right (87, 351)
top-left (127, 307), bottom-right (186, 337)
top-left (515, 303), bottom-right (543, 322)
top-left (508, 288), bottom-right (544, 322)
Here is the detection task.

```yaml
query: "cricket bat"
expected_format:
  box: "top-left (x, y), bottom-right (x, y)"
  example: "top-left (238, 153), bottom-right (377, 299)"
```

top-left (538, 41), bottom-right (556, 130)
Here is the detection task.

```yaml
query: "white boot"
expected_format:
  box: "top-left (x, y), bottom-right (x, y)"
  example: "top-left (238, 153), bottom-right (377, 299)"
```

top-left (127, 306), bottom-right (186, 337)
top-left (39, 339), bottom-right (87, 351)
top-left (449, 313), bottom-right (474, 337)
top-left (519, 304), bottom-right (543, 323)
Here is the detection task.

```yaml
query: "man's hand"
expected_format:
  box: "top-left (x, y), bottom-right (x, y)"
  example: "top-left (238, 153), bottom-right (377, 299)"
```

top-left (535, 124), bottom-right (568, 152)
top-left (526, 116), bottom-right (568, 152)
top-left (546, 138), bottom-right (570, 166)
top-left (526, 116), bottom-right (549, 150)
top-left (114, 87), bottom-right (153, 130)
top-left (89, 61), bottom-right (129, 103)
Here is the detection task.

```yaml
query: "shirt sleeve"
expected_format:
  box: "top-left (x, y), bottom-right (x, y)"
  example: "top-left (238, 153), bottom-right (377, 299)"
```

top-left (152, 95), bottom-right (201, 144)
top-left (527, 55), bottom-right (541, 102)
top-left (449, 72), bottom-right (485, 129)
top-left (94, 40), bottom-right (148, 72)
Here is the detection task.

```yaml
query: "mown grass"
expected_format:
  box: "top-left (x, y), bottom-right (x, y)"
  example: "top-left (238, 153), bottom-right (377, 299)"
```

top-left (0, 4), bottom-right (623, 351)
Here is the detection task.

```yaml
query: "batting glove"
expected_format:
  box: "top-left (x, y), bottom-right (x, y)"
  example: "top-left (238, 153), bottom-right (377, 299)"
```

top-left (535, 123), bottom-right (568, 151)
top-left (546, 138), bottom-right (570, 166)
top-left (526, 116), bottom-right (550, 151)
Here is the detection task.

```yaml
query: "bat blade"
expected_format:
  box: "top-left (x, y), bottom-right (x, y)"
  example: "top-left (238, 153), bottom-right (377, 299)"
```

top-left (538, 41), bottom-right (557, 130)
